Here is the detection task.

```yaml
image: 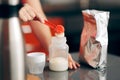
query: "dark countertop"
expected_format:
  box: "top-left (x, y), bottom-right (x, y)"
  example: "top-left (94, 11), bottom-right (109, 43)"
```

top-left (34, 52), bottom-right (120, 80)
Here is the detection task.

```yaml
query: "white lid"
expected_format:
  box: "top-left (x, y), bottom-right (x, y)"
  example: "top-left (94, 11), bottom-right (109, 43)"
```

top-left (27, 52), bottom-right (46, 62)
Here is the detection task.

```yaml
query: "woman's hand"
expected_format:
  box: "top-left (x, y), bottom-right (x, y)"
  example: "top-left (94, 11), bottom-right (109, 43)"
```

top-left (19, 4), bottom-right (44, 22)
top-left (68, 54), bottom-right (80, 69)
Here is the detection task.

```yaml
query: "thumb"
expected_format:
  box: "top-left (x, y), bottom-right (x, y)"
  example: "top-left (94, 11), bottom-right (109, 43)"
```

top-left (33, 16), bottom-right (46, 23)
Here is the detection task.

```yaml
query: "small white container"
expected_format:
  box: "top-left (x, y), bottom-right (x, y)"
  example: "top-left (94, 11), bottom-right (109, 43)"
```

top-left (27, 52), bottom-right (46, 74)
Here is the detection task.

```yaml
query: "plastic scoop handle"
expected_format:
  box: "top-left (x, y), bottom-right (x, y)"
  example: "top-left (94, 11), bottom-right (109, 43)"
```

top-left (44, 20), bottom-right (64, 33)
top-left (34, 17), bottom-right (64, 33)
top-left (44, 20), bottom-right (56, 29)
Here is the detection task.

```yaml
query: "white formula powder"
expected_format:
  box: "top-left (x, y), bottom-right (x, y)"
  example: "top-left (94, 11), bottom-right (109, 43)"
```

top-left (49, 57), bottom-right (68, 71)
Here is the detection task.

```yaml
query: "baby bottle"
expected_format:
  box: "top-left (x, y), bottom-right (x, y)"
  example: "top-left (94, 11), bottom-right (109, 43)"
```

top-left (49, 35), bottom-right (69, 71)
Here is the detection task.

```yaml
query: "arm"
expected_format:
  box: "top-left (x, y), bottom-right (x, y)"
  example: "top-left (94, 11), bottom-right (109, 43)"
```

top-left (19, 0), bottom-right (51, 53)
top-left (27, 0), bottom-right (51, 54)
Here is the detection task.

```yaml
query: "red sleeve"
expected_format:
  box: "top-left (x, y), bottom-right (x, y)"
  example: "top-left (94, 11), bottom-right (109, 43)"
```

top-left (21, 0), bottom-right (26, 4)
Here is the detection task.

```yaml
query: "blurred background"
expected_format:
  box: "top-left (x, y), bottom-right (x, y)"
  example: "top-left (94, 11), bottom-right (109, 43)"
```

top-left (41, 0), bottom-right (120, 56)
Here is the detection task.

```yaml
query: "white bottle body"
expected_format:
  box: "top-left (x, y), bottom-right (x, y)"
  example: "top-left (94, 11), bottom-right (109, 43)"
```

top-left (49, 37), bottom-right (69, 71)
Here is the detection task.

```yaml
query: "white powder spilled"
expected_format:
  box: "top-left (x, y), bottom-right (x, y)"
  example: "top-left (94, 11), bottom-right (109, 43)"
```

top-left (49, 57), bottom-right (68, 71)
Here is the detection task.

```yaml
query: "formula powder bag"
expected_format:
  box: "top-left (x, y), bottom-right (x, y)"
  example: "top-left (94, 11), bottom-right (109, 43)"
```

top-left (79, 10), bottom-right (110, 70)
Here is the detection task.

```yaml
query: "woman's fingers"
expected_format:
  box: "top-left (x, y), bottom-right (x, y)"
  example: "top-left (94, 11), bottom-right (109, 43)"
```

top-left (68, 54), bottom-right (80, 69)
top-left (19, 4), bottom-right (38, 22)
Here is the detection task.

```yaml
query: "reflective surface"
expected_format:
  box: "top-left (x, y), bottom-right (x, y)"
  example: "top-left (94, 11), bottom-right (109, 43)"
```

top-left (33, 52), bottom-right (120, 80)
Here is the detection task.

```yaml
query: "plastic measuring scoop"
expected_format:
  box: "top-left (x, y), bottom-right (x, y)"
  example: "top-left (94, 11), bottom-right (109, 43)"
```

top-left (44, 20), bottom-right (64, 34)
top-left (33, 17), bottom-right (65, 34)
